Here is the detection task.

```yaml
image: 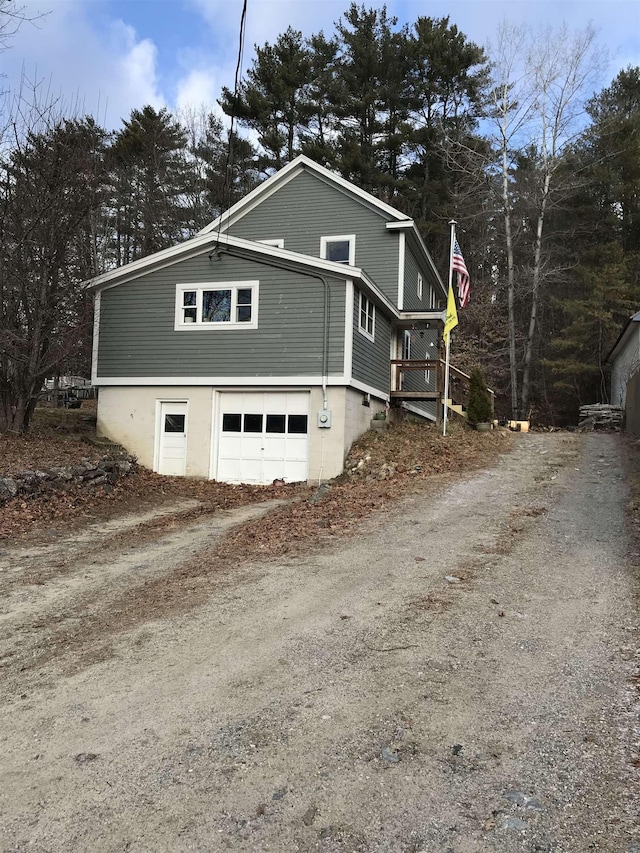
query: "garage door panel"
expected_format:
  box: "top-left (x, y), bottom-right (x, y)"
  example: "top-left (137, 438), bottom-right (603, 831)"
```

top-left (217, 392), bottom-right (309, 484)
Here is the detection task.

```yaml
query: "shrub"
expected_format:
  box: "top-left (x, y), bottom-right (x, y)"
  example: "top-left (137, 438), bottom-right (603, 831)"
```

top-left (467, 368), bottom-right (493, 425)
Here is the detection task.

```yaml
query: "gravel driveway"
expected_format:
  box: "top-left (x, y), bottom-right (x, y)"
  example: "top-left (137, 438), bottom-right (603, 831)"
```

top-left (0, 432), bottom-right (638, 852)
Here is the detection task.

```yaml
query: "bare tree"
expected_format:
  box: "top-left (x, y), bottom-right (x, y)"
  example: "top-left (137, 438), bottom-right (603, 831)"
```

top-left (0, 0), bottom-right (47, 53)
top-left (486, 22), bottom-right (532, 419)
top-left (519, 23), bottom-right (605, 415)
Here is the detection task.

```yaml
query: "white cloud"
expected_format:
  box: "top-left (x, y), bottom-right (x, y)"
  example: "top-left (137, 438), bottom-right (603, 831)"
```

top-left (2, 0), bottom-right (165, 129)
top-left (174, 68), bottom-right (221, 113)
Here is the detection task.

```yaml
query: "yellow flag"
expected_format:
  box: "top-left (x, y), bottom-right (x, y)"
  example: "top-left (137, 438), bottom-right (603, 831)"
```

top-left (443, 283), bottom-right (458, 344)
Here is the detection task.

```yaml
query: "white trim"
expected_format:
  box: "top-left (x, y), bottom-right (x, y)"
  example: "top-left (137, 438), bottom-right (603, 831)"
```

top-left (93, 375), bottom-right (349, 387)
top-left (320, 234), bottom-right (356, 266)
top-left (397, 231), bottom-right (405, 311)
top-left (402, 329), bottom-right (412, 361)
top-left (385, 220), bottom-right (415, 230)
top-left (91, 291), bottom-right (101, 385)
top-left (357, 291), bottom-right (375, 342)
top-left (174, 281), bottom-right (259, 330)
top-left (209, 389), bottom-right (220, 480)
top-left (417, 272), bottom-right (423, 301)
top-left (349, 377), bottom-right (389, 402)
top-left (257, 238), bottom-right (284, 248)
top-left (344, 279), bottom-right (354, 381)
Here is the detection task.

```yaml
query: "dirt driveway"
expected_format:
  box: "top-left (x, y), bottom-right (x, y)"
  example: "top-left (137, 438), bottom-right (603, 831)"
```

top-left (0, 432), bottom-right (638, 852)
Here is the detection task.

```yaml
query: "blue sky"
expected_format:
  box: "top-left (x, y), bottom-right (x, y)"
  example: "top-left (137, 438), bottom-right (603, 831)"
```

top-left (1, 0), bottom-right (639, 130)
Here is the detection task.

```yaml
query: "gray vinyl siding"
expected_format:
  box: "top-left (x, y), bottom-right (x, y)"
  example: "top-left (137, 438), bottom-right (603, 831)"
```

top-left (399, 327), bottom-right (439, 419)
top-left (228, 169), bottom-right (400, 304)
top-left (403, 247), bottom-right (422, 311)
top-left (351, 288), bottom-right (391, 394)
top-left (97, 251), bottom-right (345, 378)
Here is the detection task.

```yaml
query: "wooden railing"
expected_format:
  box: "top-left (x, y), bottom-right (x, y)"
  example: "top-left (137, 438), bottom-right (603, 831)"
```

top-left (390, 359), bottom-right (495, 420)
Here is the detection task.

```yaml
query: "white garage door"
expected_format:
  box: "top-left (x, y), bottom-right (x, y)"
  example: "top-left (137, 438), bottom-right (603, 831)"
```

top-left (217, 392), bottom-right (309, 484)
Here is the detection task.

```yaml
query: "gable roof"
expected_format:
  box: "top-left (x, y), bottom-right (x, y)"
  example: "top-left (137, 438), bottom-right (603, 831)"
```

top-left (198, 154), bottom-right (445, 296)
top-left (606, 310), bottom-right (640, 364)
top-left (198, 154), bottom-right (411, 235)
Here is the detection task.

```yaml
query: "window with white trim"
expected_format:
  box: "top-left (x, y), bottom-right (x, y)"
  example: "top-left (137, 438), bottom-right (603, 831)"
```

top-left (258, 238), bottom-right (284, 248)
top-left (417, 273), bottom-right (423, 300)
top-left (428, 285), bottom-right (438, 310)
top-left (321, 234), bottom-right (355, 266)
top-left (175, 282), bottom-right (258, 330)
top-left (402, 330), bottom-right (411, 360)
top-left (358, 290), bottom-right (375, 340)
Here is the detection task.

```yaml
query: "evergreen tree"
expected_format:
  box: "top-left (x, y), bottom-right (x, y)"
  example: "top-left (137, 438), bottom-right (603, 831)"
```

top-left (220, 27), bottom-right (313, 170)
top-left (109, 106), bottom-right (191, 264)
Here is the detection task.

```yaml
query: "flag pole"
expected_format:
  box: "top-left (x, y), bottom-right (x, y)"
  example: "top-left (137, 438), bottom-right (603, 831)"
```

top-left (443, 219), bottom-right (457, 437)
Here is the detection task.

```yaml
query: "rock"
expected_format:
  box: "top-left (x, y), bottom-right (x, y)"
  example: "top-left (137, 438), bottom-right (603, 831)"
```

top-left (309, 484), bottom-right (331, 504)
top-left (501, 815), bottom-right (527, 832)
top-left (504, 791), bottom-right (544, 811)
top-left (74, 752), bottom-right (99, 763)
top-left (0, 477), bottom-right (18, 500)
top-left (445, 575), bottom-right (462, 584)
top-left (302, 805), bottom-right (317, 826)
top-left (381, 746), bottom-right (400, 763)
top-left (272, 787), bottom-right (287, 801)
top-left (504, 791), bottom-right (528, 806)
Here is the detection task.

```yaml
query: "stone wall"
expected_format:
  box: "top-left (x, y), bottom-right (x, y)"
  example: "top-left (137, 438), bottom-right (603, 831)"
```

top-left (0, 455), bottom-right (137, 505)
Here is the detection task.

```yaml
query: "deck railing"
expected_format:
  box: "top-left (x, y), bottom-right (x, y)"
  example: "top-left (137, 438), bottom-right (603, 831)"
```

top-left (390, 360), bottom-right (495, 420)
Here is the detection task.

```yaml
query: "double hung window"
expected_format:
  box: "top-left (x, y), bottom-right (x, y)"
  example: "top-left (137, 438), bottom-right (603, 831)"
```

top-left (175, 282), bottom-right (258, 329)
top-left (358, 290), bottom-right (375, 341)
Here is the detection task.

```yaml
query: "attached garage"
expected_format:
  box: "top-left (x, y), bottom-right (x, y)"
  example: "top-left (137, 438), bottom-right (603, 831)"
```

top-left (215, 391), bottom-right (310, 484)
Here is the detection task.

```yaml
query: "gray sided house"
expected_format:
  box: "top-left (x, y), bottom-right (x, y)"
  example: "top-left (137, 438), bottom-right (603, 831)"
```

top-left (88, 156), bottom-right (447, 484)
top-left (607, 310), bottom-right (640, 435)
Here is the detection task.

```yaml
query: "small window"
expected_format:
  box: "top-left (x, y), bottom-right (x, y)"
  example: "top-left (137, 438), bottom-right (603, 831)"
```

top-left (244, 414), bottom-right (263, 433)
top-left (428, 286), bottom-right (438, 310)
top-left (402, 330), bottom-right (411, 361)
top-left (358, 290), bottom-right (375, 341)
top-left (417, 273), bottom-right (423, 300)
top-left (288, 414), bottom-right (308, 434)
top-left (164, 414), bottom-right (185, 433)
top-left (321, 235), bottom-right (355, 266)
top-left (266, 414), bottom-right (286, 433)
top-left (222, 413), bottom-right (241, 432)
top-left (175, 282), bottom-right (258, 330)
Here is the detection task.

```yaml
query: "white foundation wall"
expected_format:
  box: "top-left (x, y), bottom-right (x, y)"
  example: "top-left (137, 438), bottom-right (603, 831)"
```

top-left (344, 387), bottom-right (387, 455)
top-left (97, 386), bottom-right (213, 477)
top-left (307, 386), bottom-right (348, 483)
top-left (97, 384), bottom-right (387, 483)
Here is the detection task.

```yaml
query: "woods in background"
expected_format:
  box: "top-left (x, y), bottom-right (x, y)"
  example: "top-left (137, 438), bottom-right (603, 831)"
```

top-left (1, 2), bottom-right (638, 431)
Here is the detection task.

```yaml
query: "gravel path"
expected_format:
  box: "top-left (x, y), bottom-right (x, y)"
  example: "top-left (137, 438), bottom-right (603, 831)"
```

top-left (0, 432), bottom-right (638, 852)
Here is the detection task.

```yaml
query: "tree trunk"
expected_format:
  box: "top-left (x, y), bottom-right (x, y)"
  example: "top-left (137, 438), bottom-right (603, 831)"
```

top-left (521, 170), bottom-right (551, 416)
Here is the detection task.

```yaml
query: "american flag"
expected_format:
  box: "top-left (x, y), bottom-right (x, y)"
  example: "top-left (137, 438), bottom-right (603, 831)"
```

top-left (453, 240), bottom-right (470, 308)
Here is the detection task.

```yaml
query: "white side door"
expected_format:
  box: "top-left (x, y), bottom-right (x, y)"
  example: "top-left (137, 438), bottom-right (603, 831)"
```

top-left (157, 402), bottom-right (188, 476)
